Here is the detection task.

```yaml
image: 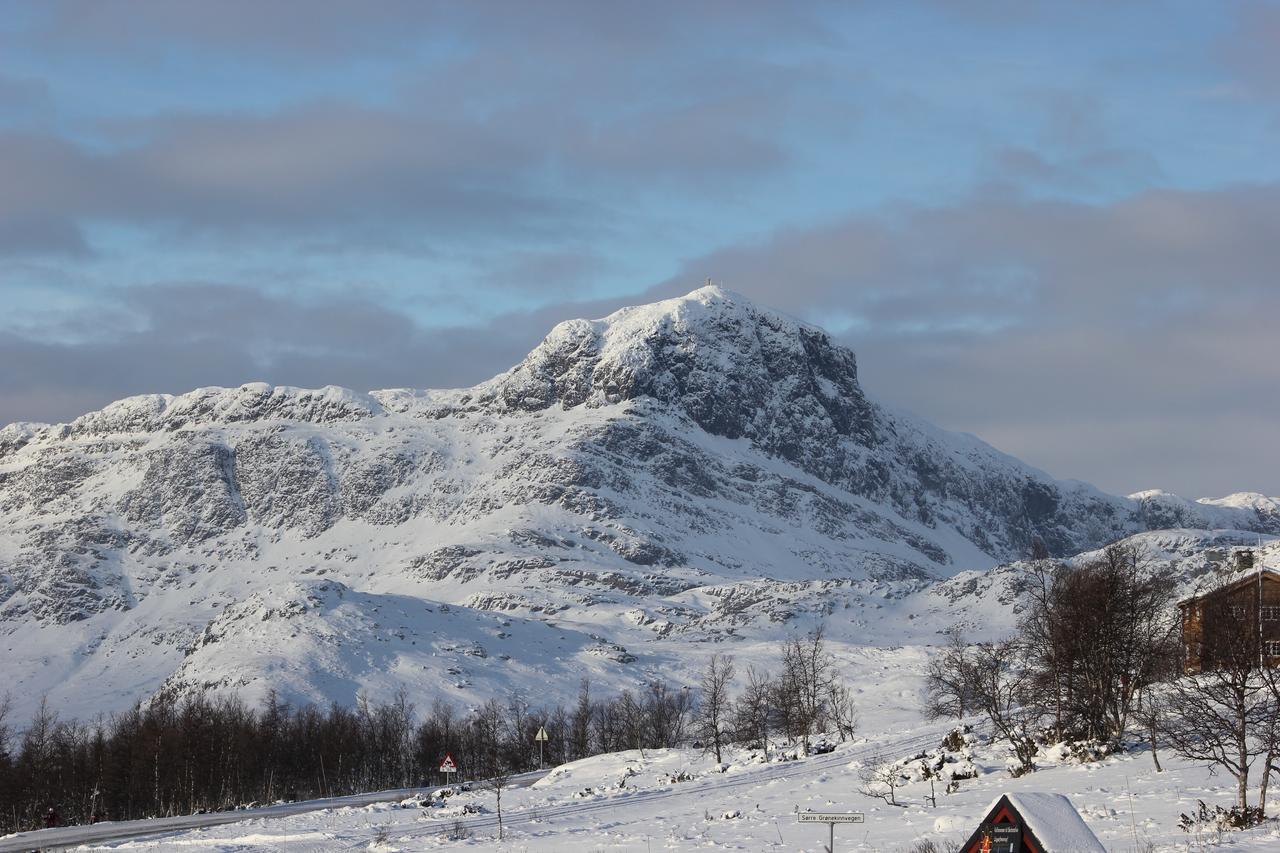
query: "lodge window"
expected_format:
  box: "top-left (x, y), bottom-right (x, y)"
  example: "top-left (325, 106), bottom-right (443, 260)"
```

top-left (1262, 606), bottom-right (1280, 621)
top-left (1266, 641), bottom-right (1280, 657)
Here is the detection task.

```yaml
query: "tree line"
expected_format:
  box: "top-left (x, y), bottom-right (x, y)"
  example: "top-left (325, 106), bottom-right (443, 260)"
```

top-left (0, 626), bottom-right (856, 834)
top-left (924, 541), bottom-right (1280, 826)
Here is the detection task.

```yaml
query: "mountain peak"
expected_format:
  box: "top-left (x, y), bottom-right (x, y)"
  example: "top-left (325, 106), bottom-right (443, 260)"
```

top-left (596, 283), bottom-right (814, 338)
top-left (479, 284), bottom-right (875, 449)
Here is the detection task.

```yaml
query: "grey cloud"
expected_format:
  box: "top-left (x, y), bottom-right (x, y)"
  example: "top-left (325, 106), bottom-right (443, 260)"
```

top-left (0, 283), bottom-right (598, 428)
top-left (32, 1), bottom-right (443, 60)
top-left (0, 2), bottom-right (853, 263)
top-left (0, 73), bottom-right (53, 127)
top-left (0, 216), bottom-right (88, 257)
top-left (984, 147), bottom-right (1163, 193)
top-left (0, 81), bottom-right (804, 251)
top-left (565, 94), bottom-right (792, 185)
top-left (6, 177), bottom-right (1278, 502)
top-left (1031, 90), bottom-right (1107, 151)
top-left (677, 185), bottom-right (1280, 331)
top-left (29, 1), bottom-right (840, 63)
top-left (0, 109), bottom-right (568, 237)
top-left (472, 250), bottom-right (612, 297)
top-left (645, 184), bottom-right (1280, 496)
top-left (1218, 1), bottom-right (1280, 99)
top-left (853, 311), bottom-right (1280, 499)
top-left (0, 134), bottom-right (96, 254)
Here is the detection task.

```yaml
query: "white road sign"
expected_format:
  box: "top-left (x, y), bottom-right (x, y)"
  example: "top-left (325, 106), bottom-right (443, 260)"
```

top-left (439, 754), bottom-right (457, 773)
top-left (798, 812), bottom-right (865, 823)
top-left (535, 726), bottom-right (549, 742)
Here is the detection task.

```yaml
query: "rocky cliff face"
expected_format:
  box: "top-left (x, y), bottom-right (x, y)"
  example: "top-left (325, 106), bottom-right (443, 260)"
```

top-left (1, 285), bottom-right (1276, 719)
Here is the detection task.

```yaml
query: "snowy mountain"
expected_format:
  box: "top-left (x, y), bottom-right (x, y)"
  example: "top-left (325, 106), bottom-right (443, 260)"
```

top-left (2, 285), bottom-right (1276, 720)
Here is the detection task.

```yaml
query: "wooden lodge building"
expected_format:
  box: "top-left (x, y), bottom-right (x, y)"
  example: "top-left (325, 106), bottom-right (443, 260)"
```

top-left (1178, 548), bottom-right (1280, 672)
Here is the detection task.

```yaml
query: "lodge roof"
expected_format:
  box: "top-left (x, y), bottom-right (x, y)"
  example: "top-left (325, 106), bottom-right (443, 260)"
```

top-left (1177, 567), bottom-right (1280, 609)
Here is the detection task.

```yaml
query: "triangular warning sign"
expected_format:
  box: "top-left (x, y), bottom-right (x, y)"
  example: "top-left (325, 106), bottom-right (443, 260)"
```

top-left (439, 753), bottom-right (457, 772)
top-left (535, 726), bottom-right (549, 741)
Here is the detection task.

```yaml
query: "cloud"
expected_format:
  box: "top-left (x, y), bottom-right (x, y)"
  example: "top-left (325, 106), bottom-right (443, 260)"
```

top-left (0, 216), bottom-right (89, 257)
top-left (0, 110), bottom-right (577, 245)
top-left (1218, 1), bottom-right (1280, 100)
top-left (4, 181), bottom-right (1278, 499)
top-left (0, 78), bottom-right (805, 255)
top-left (0, 73), bottom-right (53, 127)
top-left (671, 184), bottom-right (1280, 326)
top-left (642, 184), bottom-right (1280, 496)
top-left (2, 0), bottom-right (1275, 502)
top-left (30, 1), bottom-right (443, 60)
top-left (983, 147), bottom-right (1163, 194)
top-left (0, 1), bottom-right (850, 257)
top-left (0, 282), bottom-right (604, 428)
top-left (27, 1), bottom-right (840, 64)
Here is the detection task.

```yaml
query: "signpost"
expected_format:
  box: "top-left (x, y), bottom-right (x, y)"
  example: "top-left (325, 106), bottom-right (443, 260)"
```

top-left (535, 725), bottom-right (549, 769)
top-left (797, 811), bottom-right (864, 853)
top-left (439, 752), bottom-right (457, 786)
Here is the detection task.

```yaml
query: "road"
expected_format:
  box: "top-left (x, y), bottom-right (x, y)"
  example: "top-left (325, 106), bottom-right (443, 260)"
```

top-left (374, 723), bottom-right (966, 846)
top-left (0, 770), bottom-right (549, 853)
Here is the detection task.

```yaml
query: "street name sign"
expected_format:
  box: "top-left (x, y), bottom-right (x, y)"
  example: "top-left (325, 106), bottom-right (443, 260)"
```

top-left (798, 811), bottom-right (865, 852)
top-left (798, 812), bottom-right (865, 823)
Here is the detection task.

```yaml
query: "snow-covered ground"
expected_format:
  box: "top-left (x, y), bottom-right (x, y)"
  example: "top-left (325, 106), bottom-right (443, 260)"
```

top-left (16, 714), bottom-right (1280, 852)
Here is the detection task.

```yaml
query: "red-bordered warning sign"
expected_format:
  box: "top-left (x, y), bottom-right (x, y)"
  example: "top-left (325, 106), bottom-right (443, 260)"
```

top-left (439, 753), bottom-right (457, 773)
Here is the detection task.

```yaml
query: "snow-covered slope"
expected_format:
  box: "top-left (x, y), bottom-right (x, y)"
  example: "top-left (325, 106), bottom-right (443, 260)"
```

top-left (1, 285), bottom-right (1275, 720)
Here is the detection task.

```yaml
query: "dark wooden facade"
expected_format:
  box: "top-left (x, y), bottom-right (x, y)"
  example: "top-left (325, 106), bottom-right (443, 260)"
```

top-left (1178, 568), bottom-right (1280, 673)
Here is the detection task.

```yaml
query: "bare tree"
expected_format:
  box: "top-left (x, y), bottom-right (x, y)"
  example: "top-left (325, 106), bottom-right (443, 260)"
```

top-left (1163, 592), bottom-right (1272, 812)
top-left (1133, 631), bottom-right (1182, 774)
top-left (734, 667), bottom-right (772, 760)
top-left (968, 641), bottom-right (1042, 776)
top-left (1255, 674), bottom-right (1280, 817)
top-left (1019, 544), bottom-right (1177, 744)
top-left (920, 760), bottom-right (940, 808)
top-left (18, 697), bottom-right (59, 819)
top-left (923, 627), bottom-right (979, 722)
top-left (826, 680), bottom-right (858, 742)
top-left (1020, 561), bottom-right (1073, 741)
top-left (643, 682), bottom-right (693, 749)
top-left (694, 654), bottom-right (735, 762)
top-left (569, 679), bottom-right (592, 760)
top-left (779, 623), bottom-right (851, 748)
top-left (858, 754), bottom-right (906, 807)
top-left (473, 699), bottom-right (510, 840)
top-left (0, 693), bottom-right (11, 767)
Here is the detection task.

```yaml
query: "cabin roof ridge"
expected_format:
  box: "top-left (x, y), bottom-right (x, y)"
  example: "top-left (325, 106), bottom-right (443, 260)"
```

top-left (1177, 566), bottom-right (1280, 609)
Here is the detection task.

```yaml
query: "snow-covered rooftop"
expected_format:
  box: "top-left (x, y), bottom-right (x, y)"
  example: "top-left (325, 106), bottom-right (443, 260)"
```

top-left (984, 792), bottom-right (1106, 852)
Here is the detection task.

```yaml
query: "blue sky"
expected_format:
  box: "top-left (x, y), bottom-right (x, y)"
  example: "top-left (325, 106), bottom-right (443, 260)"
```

top-left (1, 0), bottom-right (1278, 497)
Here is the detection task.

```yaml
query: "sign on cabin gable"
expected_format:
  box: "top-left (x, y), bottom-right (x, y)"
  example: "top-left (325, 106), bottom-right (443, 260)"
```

top-left (974, 820), bottom-right (1021, 852)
